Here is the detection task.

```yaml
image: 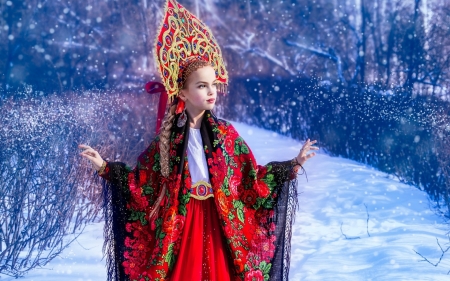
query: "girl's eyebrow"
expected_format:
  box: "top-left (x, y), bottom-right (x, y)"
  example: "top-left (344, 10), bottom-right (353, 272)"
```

top-left (195, 80), bottom-right (218, 84)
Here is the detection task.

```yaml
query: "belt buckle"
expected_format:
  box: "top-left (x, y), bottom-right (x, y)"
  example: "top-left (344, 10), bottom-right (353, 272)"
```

top-left (190, 180), bottom-right (214, 200)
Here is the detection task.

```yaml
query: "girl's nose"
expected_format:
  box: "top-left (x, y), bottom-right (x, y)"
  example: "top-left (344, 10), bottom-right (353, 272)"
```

top-left (207, 86), bottom-right (215, 95)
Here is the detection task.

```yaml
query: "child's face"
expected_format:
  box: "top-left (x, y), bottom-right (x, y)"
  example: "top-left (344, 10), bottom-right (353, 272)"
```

top-left (179, 65), bottom-right (218, 116)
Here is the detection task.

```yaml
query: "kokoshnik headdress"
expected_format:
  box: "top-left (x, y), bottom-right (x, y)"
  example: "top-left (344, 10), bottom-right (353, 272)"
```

top-left (154, 0), bottom-right (228, 102)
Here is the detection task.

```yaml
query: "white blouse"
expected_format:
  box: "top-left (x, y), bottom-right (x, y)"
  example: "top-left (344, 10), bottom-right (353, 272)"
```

top-left (187, 128), bottom-right (210, 184)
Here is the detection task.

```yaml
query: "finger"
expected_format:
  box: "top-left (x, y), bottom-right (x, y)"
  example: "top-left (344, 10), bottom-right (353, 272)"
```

top-left (80, 152), bottom-right (95, 159)
top-left (78, 144), bottom-right (93, 150)
top-left (80, 150), bottom-right (99, 158)
top-left (301, 146), bottom-right (311, 153)
top-left (81, 147), bottom-right (98, 155)
top-left (307, 152), bottom-right (316, 159)
top-left (80, 149), bottom-right (95, 157)
top-left (304, 141), bottom-right (318, 147)
top-left (80, 153), bottom-right (96, 162)
top-left (305, 139), bottom-right (316, 145)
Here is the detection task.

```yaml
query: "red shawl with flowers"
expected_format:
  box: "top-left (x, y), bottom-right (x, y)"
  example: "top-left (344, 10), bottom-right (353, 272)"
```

top-left (100, 111), bottom-right (298, 281)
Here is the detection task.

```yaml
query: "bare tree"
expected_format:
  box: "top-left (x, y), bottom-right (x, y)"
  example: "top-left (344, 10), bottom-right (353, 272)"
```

top-left (433, 106), bottom-right (450, 219)
top-left (0, 90), bottom-right (157, 277)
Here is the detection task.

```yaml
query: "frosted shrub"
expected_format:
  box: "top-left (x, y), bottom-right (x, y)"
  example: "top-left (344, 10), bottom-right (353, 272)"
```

top-left (0, 90), bottom-right (156, 277)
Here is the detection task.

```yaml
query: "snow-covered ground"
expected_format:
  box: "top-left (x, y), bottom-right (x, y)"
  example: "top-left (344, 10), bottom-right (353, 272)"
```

top-left (2, 121), bottom-right (450, 280)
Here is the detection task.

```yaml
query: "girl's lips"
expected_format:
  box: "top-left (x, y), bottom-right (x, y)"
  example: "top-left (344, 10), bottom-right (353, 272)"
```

top-left (207, 98), bottom-right (215, 103)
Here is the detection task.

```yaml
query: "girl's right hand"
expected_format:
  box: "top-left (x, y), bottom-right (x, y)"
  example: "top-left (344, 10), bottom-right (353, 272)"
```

top-left (79, 144), bottom-right (104, 171)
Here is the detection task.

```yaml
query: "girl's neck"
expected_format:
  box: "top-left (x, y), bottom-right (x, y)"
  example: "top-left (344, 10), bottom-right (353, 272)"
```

top-left (187, 109), bottom-right (205, 129)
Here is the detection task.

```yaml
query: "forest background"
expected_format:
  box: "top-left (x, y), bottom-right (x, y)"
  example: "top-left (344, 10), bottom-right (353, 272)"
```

top-left (1, 0), bottom-right (450, 278)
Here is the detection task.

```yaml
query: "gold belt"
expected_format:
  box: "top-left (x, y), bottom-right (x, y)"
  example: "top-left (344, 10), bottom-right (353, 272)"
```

top-left (189, 180), bottom-right (214, 200)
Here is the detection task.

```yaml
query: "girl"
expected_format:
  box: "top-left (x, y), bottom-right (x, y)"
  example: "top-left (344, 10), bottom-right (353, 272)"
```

top-left (80, 1), bottom-right (317, 280)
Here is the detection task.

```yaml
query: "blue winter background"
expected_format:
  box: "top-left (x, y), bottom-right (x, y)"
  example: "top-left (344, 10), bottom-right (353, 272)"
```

top-left (1, 0), bottom-right (450, 280)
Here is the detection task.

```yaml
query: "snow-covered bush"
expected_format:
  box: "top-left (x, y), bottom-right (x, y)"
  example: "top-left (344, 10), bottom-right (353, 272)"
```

top-left (0, 90), bottom-right (156, 277)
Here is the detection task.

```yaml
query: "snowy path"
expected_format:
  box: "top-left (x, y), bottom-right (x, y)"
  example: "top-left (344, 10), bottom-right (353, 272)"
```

top-left (1, 122), bottom-right (449, 280)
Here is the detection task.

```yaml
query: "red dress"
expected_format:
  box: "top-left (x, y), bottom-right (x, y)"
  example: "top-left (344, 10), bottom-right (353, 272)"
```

top-left (171, 128), bottom-right (233, 280)
top-left (170, 197), bottom-right (233, 281)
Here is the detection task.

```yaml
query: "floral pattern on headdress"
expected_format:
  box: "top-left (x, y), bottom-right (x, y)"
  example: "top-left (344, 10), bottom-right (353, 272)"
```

top-left (155, 0), bottom-right (228, 102)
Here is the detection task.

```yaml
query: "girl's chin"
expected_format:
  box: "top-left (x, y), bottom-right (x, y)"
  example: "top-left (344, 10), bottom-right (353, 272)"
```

top-left (204, 104), bottom-right (215, 110)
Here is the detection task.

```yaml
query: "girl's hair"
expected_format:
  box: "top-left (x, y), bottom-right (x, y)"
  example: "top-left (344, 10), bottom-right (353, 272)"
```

top-left (148, 103), bottom-right (175, 220)
top-left (149, 59), bottom-right (211, 219)
top-left (159, 103), bottom-right (176, 178)
top-left (180, 59), bottom-right (212, 89)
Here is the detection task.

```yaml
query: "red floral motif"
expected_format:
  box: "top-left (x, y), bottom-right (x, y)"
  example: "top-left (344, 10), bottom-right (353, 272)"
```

top-left (269, 222), bottom-right (276, 232)
top-left (251, 234), bottom-right (276, 261)
top-left (229, 175), bottom-right (241, 198)
top-left (257, 166), bottom-right (268, 178)
top-left (212, 148), bottom-right (225, 165)
top-left (245, 209), bottom-right (256, 231)
top-left (234, 258), bottom-right (245, 273)
top-left (224, 138), bottom-right (235, 156)
top-left (241, 189), bottom-right (257, 206)
top-left (217, 189), bottom-right (229, 215)
top-left (217, 123), bottom-right (227, 140)
top-left (169, 148), bottom-right (177, 157)
top-left (254, 181), bottom-right (270, 198)
top-left (139, 171), bottom-right (148, 184)
top-left (127, 174), bottom-right (149, 211)
top-left (224, 123), bottom-right (239, 140)
top-left (127, 222), bottom-right (145, 238)
top-left (135, 194), bottom-right (150, 210)
top-left (171, 215), bottom-right (185, 241)
top-left (223, 223), bottom-right (233, 238)
top-left (174, 132), bottom-right (184, 144)
top-left (245, 269), bottom-right (264, 281)
top-left (133, 226), bottom-right (146, 239)
top-left (207, 116), bottom-right (215, 126)
top-left (124, 237), bottom-right (134, 248)
top-left (123, 260), bottom-right (139, 279)
top-left (163, 206), bottom-right (177, 233)
top-left (210, 167), bottom-right (225, 189)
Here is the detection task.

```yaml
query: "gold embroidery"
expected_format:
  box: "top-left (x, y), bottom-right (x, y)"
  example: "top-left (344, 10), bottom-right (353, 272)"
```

top-left (189, 180), bottom-right (214, 200)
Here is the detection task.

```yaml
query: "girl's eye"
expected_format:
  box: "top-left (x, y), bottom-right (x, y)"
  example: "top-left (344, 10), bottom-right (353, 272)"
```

top-left (198, 84), bottom-right (205, 88)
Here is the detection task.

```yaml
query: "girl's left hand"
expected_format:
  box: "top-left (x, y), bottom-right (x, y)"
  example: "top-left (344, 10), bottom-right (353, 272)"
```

top-left (296, 139), bottom-right (318, 166)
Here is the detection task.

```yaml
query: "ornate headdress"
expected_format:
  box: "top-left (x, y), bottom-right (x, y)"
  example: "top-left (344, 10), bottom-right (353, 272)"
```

top-left (154, 0), bottom-right (228, 102)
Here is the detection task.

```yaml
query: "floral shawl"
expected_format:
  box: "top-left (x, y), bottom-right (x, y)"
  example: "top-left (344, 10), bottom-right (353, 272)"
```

top-left (100, 111), bottom-right (298, 281)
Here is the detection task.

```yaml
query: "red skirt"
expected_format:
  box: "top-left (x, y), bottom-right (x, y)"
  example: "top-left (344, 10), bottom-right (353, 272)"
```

top-left (170, 197), bottom-right (234, 281)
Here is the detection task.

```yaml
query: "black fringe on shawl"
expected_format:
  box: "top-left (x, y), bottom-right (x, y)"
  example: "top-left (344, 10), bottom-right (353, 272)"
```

top-left (101, 162), bottom-right (131, 281)
top-left (269, 164), bottom-right (299, 281)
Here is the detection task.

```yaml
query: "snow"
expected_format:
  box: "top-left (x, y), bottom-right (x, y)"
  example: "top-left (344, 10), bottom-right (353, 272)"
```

top-left (1, 121), bottom-right (449, 280)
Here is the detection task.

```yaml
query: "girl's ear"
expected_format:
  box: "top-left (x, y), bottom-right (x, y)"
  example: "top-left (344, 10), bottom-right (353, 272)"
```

top-left (179, 89), bottom-right (187, 101)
